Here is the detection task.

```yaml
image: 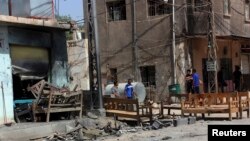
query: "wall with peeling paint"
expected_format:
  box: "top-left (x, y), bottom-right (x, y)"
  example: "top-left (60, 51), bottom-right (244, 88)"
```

top-left (0, 26), bottom-right (14, 125)
top-left (67, 32), bottom-right (90, 90)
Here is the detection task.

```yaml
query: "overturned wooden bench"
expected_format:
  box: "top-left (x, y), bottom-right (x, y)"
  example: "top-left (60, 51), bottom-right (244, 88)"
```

top-left (28, 80), bottom-right (83, 122)
top-left (103, 97), bottom-right (152, 125)
top-left (181, 93), bottom-right (239, 121)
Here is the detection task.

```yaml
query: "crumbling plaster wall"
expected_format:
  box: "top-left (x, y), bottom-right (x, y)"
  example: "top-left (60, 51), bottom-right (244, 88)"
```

top-left (67, 37), bottom-right (90, 90)
top-left (0, 26), bottom-right (14, 125)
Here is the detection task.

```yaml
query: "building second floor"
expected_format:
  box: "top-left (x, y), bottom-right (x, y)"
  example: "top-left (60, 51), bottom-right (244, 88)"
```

top-left (188, 0), bottom-right (250, 37)
top-left (0, 0), bottom-right (54, 19)
top-left (88, 0), bottom-right (250, 40)
top-left (0, 0), bottom-right (72, 29)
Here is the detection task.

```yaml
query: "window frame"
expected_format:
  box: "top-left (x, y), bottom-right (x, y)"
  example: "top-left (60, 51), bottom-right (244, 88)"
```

top-left (140, 65), bottom-right (156, 88)
top-left (106, 0), bottom-right (127, 22)
top-left (147, 0), bottom-right (172, 17)
top-left (223, 0), bottom-right (231, 17)
top-left (193, 0), bottom-right (204, 12)
top-left (245, 0), bottom-right (250, 22)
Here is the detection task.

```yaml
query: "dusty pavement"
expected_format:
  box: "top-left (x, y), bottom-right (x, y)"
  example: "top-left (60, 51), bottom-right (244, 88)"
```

top-left (0, 115), bottom-right (249, 141)
top-left (99, 118), bottom-right (250, 141)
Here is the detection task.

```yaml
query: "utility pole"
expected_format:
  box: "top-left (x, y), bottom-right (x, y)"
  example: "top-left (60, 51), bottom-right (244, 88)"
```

top-left (85, 0), bottom-right (104, 111)
top-left (207, 0), bottom-right (218, 93)
top-left (132, 0), bottom-right (141, 82)
top-left (172, 0), bottom-right (176, 84)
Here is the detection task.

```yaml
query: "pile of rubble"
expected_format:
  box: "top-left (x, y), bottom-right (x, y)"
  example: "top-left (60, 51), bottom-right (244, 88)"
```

top-left (29, 118), bottom-right (135, 141)
top-left (28, 114), bottom-right (196, 141)
top-left (24, 108), bottom-right (198, 141)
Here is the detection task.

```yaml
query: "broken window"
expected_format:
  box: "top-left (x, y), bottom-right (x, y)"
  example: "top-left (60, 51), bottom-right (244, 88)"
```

top-left (148, 0), bottom-right (172, 16)
top-left (140, 66), bottom-right (156, 88)
top-left (245, 0), bottom-right (250, 20)
top-left (107, 0), bottom-right (126, 21)
top-left (224, 0), bottom-right (231, 15)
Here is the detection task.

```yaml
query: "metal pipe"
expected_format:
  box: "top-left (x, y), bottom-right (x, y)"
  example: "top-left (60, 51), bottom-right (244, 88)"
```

top-left (8, 0), bottom-right (12, 16)
top-left (51, 0), bottom-right (54, 18)
top-left (172, 0), bottom-right (176, 84)
top-left (85, 0), bottom-right (94, 110)
top-left (132, 0), bottom-right (141, 82)
top-left (91, 0), bottom-right (103, 108)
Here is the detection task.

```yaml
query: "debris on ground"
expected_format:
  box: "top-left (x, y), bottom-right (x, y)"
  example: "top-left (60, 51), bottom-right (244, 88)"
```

top-left (28, 113), bottom-right (181, 141)
top-left (161, 136), bottom-right (172, 140)
top-left (87, 112), bottom-right (98, 119)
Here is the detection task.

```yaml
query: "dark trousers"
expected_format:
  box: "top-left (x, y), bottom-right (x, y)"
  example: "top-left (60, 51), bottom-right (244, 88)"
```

top-left (186, 84), bottom-right (194, 94)
top-left (235, 81), bottom-right (241, 91)
top-left (193, 86), bottom-right (200, 94)
top-left (127, 97), bottom-right (133, 99)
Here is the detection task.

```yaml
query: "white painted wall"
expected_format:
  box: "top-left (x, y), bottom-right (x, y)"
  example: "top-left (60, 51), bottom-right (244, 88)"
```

top-left (0, 26), bottom-right (14, 125)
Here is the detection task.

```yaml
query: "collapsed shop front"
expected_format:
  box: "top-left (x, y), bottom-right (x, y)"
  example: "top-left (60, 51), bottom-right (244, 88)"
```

top-left (0, 26), bottom-right (69, 124)
top-left (11, 45), bottom-right (50, 100)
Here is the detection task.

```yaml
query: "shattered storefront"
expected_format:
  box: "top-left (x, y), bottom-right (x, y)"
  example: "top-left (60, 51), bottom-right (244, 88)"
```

top-left (0, 26), bottom-right (69, 125)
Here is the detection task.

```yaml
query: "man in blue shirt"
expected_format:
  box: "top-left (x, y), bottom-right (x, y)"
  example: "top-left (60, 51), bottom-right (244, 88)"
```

top-left (124, 79), bottom-right (134, 99)
top-left (192, 69), bottom-right (200, 94)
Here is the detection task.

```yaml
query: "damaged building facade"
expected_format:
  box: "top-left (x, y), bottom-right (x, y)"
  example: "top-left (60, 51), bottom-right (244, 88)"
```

top-left (0, 0), bottom-right (69, 124)
top-left (90, 0), bottom-right (250, 100)
top-left (89, 0), bottom-right (189, 101)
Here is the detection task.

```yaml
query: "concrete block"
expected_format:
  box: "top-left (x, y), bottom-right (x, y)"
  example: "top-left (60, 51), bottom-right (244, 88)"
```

top-left (152, 120), bottom-right (164, 130)
top-left (173, 118), bottom-right (188, 127)
top-left (159, 119), bottom-right (173, 126)
top-left (188, 116), bottom-right (196, 124)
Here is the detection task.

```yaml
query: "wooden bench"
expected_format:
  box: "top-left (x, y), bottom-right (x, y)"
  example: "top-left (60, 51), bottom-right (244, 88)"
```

top-left (181, 93), bottom-right (239, 121)
top-left (160, 94), bottom-right (188, 116)
top-left (103, 97), bottom-right (153, 125)
top-left (238, 92), bottom-right (250, 118)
